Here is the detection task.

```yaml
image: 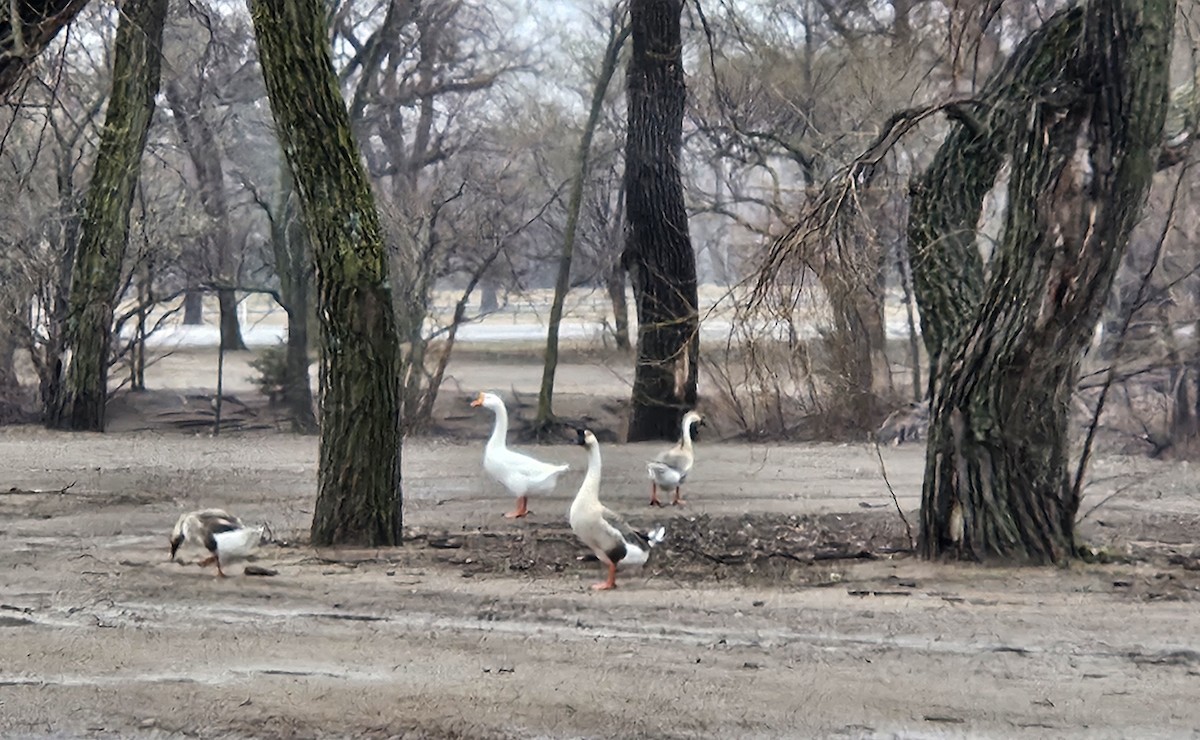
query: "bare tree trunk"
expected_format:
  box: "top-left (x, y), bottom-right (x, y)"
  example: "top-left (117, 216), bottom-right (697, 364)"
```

top-left (250, 0), bottom-right (403, 546)
top-left (0, 315), bottom-right (18, 391)
top-left (896, 242), bottom-right (922, 402)
top-left (536, 10), bottom-right (629, 432)
top-left (479, 282), bottom-right (498, 313)
top-left (913, 0), bottom-right (1174, 563)
top-left (216, 288), bottom-right (245, 350)
top-left (182, 289), bottom-right (203, 324)
top-left (606, 261), bottom-right (631, 351)
top-left (51, 0), bottom-right (168, 431)
top-left (269, 167), bottom-right (317, 434)
top-left (624, 0), bottom-right (699, 442)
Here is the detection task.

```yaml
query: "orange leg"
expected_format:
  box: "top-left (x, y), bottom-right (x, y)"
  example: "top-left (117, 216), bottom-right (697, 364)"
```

top-left (199, 554), bottom-right (228, 577)
top-left (591, 561), bottom-right (618, 590)
top-left (649, 483), bottom-right (663, 507)
top-left (672, 486), bottom-right (686, 506)
top-left (504, 495), bottom-right (529, 519)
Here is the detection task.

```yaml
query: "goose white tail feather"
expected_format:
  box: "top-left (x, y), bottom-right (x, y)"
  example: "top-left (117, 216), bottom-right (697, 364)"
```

top-left (213, 525), bottom-right (266, 563)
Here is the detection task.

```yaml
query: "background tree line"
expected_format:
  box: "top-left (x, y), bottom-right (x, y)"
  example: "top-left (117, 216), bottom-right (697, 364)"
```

top-left (1, 0), bottom-right (1198, 562)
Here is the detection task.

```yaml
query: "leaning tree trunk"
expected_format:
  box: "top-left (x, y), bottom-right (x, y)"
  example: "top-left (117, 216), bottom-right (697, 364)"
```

top-left (913, 0), bottom-right (1174, 563)
top-left (624, 0), bottom-right (699, 442)
top-left (249, 0), bottom-right (403, 546)
top-left (51, 0), bottom-right (168, 431)
top-left (536, 12), bottom-right (629, 432)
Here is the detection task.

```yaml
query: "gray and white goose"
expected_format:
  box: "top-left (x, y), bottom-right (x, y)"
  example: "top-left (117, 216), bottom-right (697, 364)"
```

top-left (570, 428), bottom-right (665, 590)
top-left (646, 410), bottom-right (704, 506)
top-left (169, 509), bottom-right (265, 577)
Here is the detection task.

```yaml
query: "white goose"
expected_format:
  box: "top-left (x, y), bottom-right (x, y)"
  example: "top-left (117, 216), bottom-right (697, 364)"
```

top-left (646, 410), bottom-right (704, 506)
top-left (471, 391), bottom-right (570, 518)
top-left (169, 509), bottom-right (266, 578)
top-left (570, 428), bottom-right (666, 590)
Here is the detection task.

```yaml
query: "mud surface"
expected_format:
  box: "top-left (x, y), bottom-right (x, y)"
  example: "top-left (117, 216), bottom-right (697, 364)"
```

top-left (3, 355), bottom-right (1200, 738)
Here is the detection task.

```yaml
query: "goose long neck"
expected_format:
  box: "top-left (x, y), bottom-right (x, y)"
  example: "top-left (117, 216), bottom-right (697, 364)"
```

top-left (680, 416), bottom-right (694, 450)
top-left (487, 403), bottom-right (509, 449)
top-left (577, 443), bottom-right (603, 503)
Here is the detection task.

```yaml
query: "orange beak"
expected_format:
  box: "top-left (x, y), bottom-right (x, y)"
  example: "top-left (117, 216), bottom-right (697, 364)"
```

top-left (470, 392), bottom-right (485, 407)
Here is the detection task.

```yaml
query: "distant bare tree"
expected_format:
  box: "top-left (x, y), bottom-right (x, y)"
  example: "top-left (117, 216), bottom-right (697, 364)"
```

top-left (536, 2), bottom-right (629, 433)
top-left (161, 2), bottom-right (254, 349)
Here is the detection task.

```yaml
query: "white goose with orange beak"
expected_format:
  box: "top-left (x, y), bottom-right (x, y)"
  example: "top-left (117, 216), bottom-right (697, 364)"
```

top-left (471, 391), bottom-right (570, 518)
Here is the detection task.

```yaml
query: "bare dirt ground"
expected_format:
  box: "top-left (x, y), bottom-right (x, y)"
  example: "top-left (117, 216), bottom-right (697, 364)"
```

top-left (3, 350), bottom-right (1200, 739)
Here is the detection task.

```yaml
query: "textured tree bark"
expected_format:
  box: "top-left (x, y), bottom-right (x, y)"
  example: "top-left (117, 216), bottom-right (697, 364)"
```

top-left (249, 0), bottom-right (403, 546)
top-left (0, 0), bottom-right (90, 95)
top-left (907, 6), bottom-right (1085, 389)
top-left (624, 0), bottom-right (698, 442)
top-left (536, 14), bottom-right (629, 432)
top-left (914, 0), bottom-right (1174, 563)
top-left (51, 0), bottom-right (168, 431)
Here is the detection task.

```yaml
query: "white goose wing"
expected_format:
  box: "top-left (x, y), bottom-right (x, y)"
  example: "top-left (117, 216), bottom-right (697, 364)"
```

top-left (490, 445), bottom-right (569, 484)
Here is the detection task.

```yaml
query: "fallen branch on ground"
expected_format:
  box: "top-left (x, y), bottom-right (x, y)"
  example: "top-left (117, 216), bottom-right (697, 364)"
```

top-left (2, 481), bottom-right (77, 495)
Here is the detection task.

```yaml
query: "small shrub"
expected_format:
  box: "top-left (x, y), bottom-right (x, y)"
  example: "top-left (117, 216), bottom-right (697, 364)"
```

top-left (248, 344), bottom-right (290, 404)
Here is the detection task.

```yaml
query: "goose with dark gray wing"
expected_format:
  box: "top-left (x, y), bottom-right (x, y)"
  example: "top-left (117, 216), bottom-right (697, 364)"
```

top-left (169, 509), bottom-right (266, 578)
top-left (570, 428), bottom-right (665, 590)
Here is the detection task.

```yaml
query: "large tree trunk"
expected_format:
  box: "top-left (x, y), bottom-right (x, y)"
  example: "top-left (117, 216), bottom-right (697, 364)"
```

top-left (250, 0), bottom-right (403, 546)
top-left (536, 11), bottom-right (629, 432)
top-left (51, 0), bottom-right (168, 431)
top-left (913, 0), bottom-right (1174, 563)
top-left (164, 81), bottom-right (247, 350)
top-left (623, 0), bottom-right (698, 442)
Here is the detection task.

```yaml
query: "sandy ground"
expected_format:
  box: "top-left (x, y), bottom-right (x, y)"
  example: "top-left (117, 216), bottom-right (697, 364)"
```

top-left (3, 350), bottom-right (1200, 739)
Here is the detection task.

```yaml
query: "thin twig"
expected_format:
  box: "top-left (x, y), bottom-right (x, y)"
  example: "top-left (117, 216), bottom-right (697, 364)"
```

top-left (2, 480), bottom-right (77, 495)
top-left (873, 440), bottom-right (916, 550)
top-left (1077, 480), bottom-right (1148, 523)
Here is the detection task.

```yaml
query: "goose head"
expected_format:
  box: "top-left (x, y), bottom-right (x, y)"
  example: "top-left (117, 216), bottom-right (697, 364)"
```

top-left (574, 427), bottom-right (598, 448)
top-left (470, 391), bottom-right (503, 410)
top-left (168, 515), bottom-right (186, 561)
top-left (683, 410), bottom-right (705, 431)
